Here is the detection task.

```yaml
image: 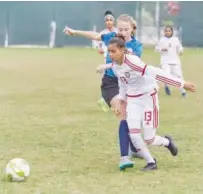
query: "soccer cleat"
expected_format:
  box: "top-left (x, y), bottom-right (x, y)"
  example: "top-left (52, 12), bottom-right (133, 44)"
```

top-left (119, 156), bottom-right (134, 171)
top-left (165, 86), bottom-right (171, 96)
top-left (141, 159), bottom-right (157, 171)
top-left (165, 136), bottom-right (178, 156)
top-left (97, 97), bottom-right (109, 112)
top-left (181, 92), bottom-right (187, 97)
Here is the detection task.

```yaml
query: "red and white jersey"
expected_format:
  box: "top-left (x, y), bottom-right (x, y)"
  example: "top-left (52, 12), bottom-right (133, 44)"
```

top-left (155, 36), bottom-right (183, 65)
top-left (112, 54), bottom-right (185, 100)
top-left (97, 27), bottom-right (117, 58)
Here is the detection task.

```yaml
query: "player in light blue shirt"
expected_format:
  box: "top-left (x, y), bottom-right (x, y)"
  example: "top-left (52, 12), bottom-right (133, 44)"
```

top-left (96, 10), bottom-right (117, 112)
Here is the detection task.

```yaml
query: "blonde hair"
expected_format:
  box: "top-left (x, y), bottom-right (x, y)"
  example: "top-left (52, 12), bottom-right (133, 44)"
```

top-left (131, 17), bottom-right (137, 37)
top-left (116, 14), bottom-right (137, 37)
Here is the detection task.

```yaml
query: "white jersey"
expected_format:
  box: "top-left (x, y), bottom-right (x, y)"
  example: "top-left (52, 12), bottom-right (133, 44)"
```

top-left (111, 54), bottom-right (184, 100)
top-left (155, 36), bottom-right (183, 65)
top-left (97, 27), bottom-right (117, 58)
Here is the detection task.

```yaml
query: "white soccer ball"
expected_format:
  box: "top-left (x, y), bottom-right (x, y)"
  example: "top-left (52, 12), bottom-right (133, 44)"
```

top-left (5, 158), bottom-right (30, 182)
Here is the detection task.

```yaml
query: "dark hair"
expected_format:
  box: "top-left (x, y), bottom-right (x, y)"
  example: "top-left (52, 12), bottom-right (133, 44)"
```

top-left (164, 25), bottom-right (173, 37)
top-left (109, 34), bottom-right (125, 48)
top-left (105, 10), bottom-right (113, 17)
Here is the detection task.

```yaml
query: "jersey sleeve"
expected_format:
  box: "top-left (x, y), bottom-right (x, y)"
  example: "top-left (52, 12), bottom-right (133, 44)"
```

top-left (155, 38), bottom-right (164, 52)
top-left (101, 32), bottom-right (116, 46)
top-left (145, 65), bottom-right (185, 88)
top-left (133, 41), bottom-right (143, 57)
top-left (125, 54), bottom-right (185, 88)
top-left (176, 38), bottom-right (184, 54)
top-left (111, 65), bottom-right (126, 100)
top-left (96, 30), bottom-right (106, 49)
top-left (124, 54), bottom-right (147, 76)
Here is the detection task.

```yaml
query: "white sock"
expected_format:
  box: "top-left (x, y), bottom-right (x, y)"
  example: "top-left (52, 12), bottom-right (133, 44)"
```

top-left (179, 87), bottom-right (186, 94)
top-left (129, 133), bottom-right (155, 164)
top-left (150, 135), bottom-right (170, 146)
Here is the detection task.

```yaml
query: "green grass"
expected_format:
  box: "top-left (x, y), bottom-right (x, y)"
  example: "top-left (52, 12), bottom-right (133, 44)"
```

top-left (0, 47), bottom-right (203, 194)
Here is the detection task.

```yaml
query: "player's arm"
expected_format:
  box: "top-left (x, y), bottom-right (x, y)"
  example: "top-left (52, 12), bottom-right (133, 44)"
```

top-left (98, 42), bottom-right (107, 55)
top-left (96, 63), bottom-right (112, 73)
top-left (114, 78), bottom-right (127, 117)
top-left (134, 42), bottom-right (143, 57)
top-left (146, 65), bottom-right (195, 92)
top-left (177, 38), bottom-right (184, 55)
top-left (155, 41), bottom-right (161, 52)
top-left (102, 65), bottom-right (127, 100)
top-left (155, 39), bottom-right (168, 52)
top-left (126, 55), bottom-right (196, 92)
top-left (117, 78), bottom-right (127, 101)
top-left (146, 65), bottom-right (185, 87)
top-left (63, 26), bottom-right (101, 41)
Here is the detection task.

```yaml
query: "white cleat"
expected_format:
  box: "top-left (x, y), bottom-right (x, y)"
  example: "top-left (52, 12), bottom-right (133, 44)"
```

top-left (119, 156), bottom-right (134, 170)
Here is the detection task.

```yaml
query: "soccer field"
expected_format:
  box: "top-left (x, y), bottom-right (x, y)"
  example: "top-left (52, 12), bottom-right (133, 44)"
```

top-left (0, 47), bottom-right (203, 194)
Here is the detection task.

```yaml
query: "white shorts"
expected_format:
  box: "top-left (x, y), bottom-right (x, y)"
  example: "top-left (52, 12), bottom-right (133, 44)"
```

top-left (162, 63), bottom-right (183, 79)
top-left (126, 90), bottom-right (159, 131)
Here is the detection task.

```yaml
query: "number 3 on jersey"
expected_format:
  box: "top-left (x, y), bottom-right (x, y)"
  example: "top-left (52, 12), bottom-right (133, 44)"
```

top-left (120, 76), bottom-right (128, 84)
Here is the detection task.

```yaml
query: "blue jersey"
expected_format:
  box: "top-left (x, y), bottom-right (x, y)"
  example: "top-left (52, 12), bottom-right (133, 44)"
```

top-left (101, 32), bottom-right (143, 77)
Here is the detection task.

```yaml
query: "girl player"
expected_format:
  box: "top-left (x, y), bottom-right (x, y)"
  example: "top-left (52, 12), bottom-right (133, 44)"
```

top-left (64, 14), bottom-right (143, 170)
top-left (97, 10), bottom-right (117, 59)
top-left (155, 26), bottom-right (186, 96)
top-left (97, 35), bottom-right (196, 171)
top-left (96, 10), bottom-right (117, 112)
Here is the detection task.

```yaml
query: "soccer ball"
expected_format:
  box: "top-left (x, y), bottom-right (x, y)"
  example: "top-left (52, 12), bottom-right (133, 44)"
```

top-left (5, 158), bottom-right (30, 182)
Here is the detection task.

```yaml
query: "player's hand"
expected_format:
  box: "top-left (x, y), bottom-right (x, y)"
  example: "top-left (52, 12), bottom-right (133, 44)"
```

top-left (98, 48), bottom-right (104, 55)
top-left (63, 26), bottom-right (76, 35)
top-left (113, 107), bottom-right (121, 116)
top-left (161, 48), bottom-right (168, 52)
top-left (114, 100), bottom-right (126, 118)
top-left (183, 81), bottom-right (196, 92)
top-left (96, 64), bottom-right (112, 73)
top-left (96, 64), bottom-right (106, 73)
top-left (178, 50), bottom-right (183, 56)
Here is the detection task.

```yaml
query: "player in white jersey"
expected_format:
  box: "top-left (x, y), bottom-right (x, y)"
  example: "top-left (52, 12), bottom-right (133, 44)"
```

top-left (64, 15), bottom-right (144, 170)
top-left (155, 26), bottom-right (186, 96)
top-left (97, 35), bottom-right (196, 171)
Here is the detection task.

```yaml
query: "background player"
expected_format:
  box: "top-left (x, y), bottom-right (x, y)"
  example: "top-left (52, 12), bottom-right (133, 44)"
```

top-left (63, 14), bottom-right (143, 170)
top-left (96, 10), bottom-right (117, 59)
top-left (96, 10), bottom-right (117, 112)
top-left (97, 35), bottom-right (196, 171)
top-left (155, 26), bottom-right (186, 96)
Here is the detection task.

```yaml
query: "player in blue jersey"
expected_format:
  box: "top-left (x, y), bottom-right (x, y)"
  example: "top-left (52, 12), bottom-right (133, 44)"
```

top-left (96, 10), bottom-right (117, 112)
top-left (64, 14), bottom-right (143, 170)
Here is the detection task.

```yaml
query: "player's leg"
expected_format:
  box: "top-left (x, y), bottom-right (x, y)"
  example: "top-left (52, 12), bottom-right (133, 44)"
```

top-left (129, 141), bottom-right (143, 159)
top-left (171, 64), bottom-right (186, 97)
top-left (162, 63), bottom-right (172, 95)
top-left (97, 96), bottom-right (109, 112)
top-left (101, 75), bottom-right (136, 169)
top-left (98, 73), bottom-right (110, 112)
top-left (126, 98), bottom-right (157, 171)
top-left (142, 91), bottom-right (178, 156)
top-left (110, 96), bottom-right (135, 170)
top-left (97, 58), bottom-right (111, 112)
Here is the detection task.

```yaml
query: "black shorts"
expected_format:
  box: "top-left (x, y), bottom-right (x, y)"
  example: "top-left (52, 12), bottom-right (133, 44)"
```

top-left (101, 75), bottom-right (119, 107)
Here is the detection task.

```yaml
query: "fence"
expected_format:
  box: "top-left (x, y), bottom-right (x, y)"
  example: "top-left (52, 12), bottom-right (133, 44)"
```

top-left (0, 2), bottom-right (202, 48)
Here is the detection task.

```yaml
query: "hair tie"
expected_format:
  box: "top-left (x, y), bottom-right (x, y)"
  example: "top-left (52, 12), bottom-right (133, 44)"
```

top-left (104, 14), bottom-right (115, 21)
